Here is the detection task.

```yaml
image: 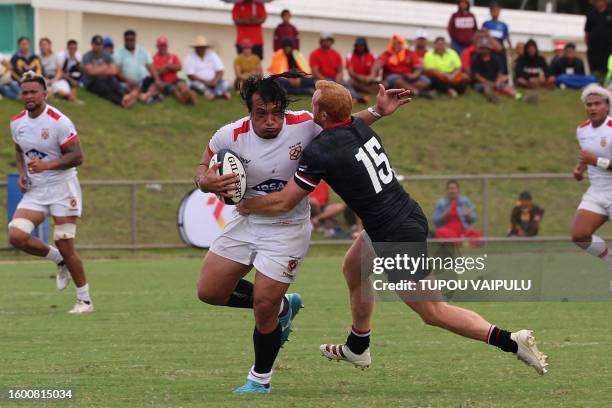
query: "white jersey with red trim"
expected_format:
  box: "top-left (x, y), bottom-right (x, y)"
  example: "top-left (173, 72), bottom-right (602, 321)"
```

top-left (576, 116), bottom-right (612, 190)
top-left (208, 110), bottom-right (321, 225)
top-left (10, 104), bottom-right (79, 187)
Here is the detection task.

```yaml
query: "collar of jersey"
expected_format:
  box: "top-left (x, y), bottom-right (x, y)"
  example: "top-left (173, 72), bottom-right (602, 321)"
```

top-left (324, 117), bottom-right (353, 129)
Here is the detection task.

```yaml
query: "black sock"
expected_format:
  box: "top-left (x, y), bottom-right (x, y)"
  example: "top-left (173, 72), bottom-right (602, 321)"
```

top-left (345, 326), bottom-right (371, 355)
top-left (487, 326), bottom-right (518, 353)
top-left (226, 279), bottom-right (253, 308)
top-left (253, 324), bottom-right (282, 375)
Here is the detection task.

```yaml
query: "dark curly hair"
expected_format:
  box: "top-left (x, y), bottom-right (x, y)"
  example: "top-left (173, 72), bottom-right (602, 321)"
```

top-left (239, 71), bottom-right (307, 114)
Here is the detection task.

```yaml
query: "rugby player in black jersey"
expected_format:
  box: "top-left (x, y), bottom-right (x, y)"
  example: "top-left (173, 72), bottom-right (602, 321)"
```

top-left (239, 80), bottom-right (548, 376)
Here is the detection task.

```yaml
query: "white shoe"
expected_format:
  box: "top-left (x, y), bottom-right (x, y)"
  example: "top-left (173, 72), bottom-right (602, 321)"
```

top-left (68, 300), bottom-right (94, 314)
top-left (320, 344), bottom-right (371, 369)
top-left (511, 330), bottom-right (548, 375)
top-left (56, 263), bottom-right (71, 291)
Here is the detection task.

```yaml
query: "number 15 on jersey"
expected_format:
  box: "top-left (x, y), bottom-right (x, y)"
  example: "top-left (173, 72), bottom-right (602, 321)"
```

top-left (355, 137), bottom-right (394, 193)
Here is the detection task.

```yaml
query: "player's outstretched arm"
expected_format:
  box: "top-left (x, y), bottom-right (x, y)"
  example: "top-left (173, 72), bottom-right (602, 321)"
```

top-left (353, 84), bottom-right (412, 126)
top-left (28, 140), bottom-right (83, 173)
top-left (238, 179), bottom-right (309, 216)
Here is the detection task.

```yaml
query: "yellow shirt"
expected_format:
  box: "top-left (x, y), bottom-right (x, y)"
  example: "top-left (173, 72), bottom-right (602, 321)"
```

top-left (234, 54), bottom-right (261, 74)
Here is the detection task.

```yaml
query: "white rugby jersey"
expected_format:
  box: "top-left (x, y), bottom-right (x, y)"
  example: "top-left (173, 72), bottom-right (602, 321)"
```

top-left (208, 110), bottom-right (321, 225)
top-left (10, 104), bottom-right (79, 187)
top-left (576, 116), bottom-right (612, 190)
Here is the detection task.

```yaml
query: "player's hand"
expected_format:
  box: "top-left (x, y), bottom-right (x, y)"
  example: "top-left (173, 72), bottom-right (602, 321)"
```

top-left (197, 163), bottom-right (239, 197)
top-left (17, 173), bottom-right (28, 193)
top-left (236, 200), bottom-right (250, 216)
top-left (573, 163), bottom-right (586, 181)
top-left (27, 158), bottom-right (49, 174)
top-left (579, 149), bottom-right (597, 166)
top-left (374, 84), bottom-right (412, 117)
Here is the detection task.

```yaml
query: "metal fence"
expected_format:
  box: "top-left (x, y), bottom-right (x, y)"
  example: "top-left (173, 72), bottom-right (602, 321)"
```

top-left (0, 173), bottom-right (604, 250)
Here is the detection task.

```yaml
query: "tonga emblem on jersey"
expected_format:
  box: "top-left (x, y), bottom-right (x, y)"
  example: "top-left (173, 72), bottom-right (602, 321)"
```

top-left (287, 259), bottom-right (298, 272)
top-left (70, 198), bottom-right (78, 208)
top-left (41, 128), bottom-right (49, 140)
top-left (289, 145), bottom-right (303, 161)
top-left (601, 137), bottom-right (607, 148)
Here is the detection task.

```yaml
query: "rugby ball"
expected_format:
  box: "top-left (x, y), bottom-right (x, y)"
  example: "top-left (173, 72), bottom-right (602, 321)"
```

top-left (209, 149), bottom-right (247, 205)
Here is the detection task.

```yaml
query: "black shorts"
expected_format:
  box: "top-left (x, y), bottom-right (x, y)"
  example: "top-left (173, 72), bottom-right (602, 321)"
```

top-left (366, 204), bottom-right (431, 282)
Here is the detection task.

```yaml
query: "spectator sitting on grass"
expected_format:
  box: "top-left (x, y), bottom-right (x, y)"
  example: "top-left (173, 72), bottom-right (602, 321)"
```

top-left (472, 38), bottom-right (536, 104)
top-left (10, 37), bottom-right (43, 81)
top-left (103, 36), bottom-right (114, 55)
top-left (412, 29), bottom-right (429, 70)
top-left (460, 29), bottom-right (502, 76)
top-left (234, 39), bottom-right (262, 89)
top-left (81, 34), bottom-right (138, 108)
top-left (152, 36), bottom-right (196, 105)
top-left (375, 34), bottom-right (433, 98)
top-left (273, 9), bottom-right (299, 51)
top-left (0, 54), bottom-right (21, 100)
top-left (433, 180), bottom-right (483, 243)
top-left (185, 35), bottom-right (230, 100)
top-left (114, 29), bottom-right (163, 104)
top-left (268, 38), bottom-right (315, 95)
top-left (551, 43), bottom-right (597, 89)
top-left (57, 40), bottom-right (82, 90)
top-left (346, 37), bottom-right (378, 95)
top-left (515, 39), bottom-right (556, 89)
top-left (39, 37), bottom-right (76, 102)
top-left (310, 32), bottom-right (366, 104)
top-left (424, 37), bottom-right (469, 97)
top-left (508, 191), bottom-right (544, 237)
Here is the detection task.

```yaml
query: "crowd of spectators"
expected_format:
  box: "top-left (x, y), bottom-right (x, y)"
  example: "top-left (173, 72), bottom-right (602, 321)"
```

top-left (0, 0), bottom-right (610, 108)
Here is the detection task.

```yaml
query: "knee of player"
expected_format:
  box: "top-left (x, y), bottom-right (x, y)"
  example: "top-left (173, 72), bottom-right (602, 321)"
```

top-left (571, 230), bottom-right (591, 244)
top-left (8, 218), bottom-right (35, 247)
top-left (253, 297), bottom-right (278, 318)
top-left (196, 283), bottom-right (224, 305)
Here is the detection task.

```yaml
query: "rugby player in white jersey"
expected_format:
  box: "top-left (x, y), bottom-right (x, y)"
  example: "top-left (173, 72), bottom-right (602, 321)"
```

top-left (194, 73), bottom-right (409, 394)
top-left (572, 85), bottom-right (612, 265)
top-left (8, 72), bottom-right (93, 314)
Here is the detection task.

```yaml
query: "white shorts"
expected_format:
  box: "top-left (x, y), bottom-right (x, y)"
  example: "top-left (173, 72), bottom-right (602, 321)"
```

top-left (50, 79), bottom-right (71, 95)
top-left (210, 215), bottom-right (312, 284)
top-left (18, 177), bottom-right (82, 217)
top-left (578, 186), bottom-right (612, 220)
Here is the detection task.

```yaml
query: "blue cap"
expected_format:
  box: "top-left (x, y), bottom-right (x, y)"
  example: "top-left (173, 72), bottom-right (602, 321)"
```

top-left (103, 36), bottom-right (114, 47)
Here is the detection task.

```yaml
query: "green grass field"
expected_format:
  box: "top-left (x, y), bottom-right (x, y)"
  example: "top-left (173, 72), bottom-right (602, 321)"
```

top-left (2, 89), bottom-right (610, 247)
top-left (2, 250), bottom-right (612, 407)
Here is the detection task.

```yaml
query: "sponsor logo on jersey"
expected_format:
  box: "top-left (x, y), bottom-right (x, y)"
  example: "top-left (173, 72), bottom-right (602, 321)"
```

top-left (289, 142), bottom-right (303, 161)
top-left (41, 128), bottom-right (49, 140)
top-left (601, 137), bottom-right (607, 148)
top-left (70, 198), bottom-right (78, 208)
top-left (288, 259), bottom-right (298, 272)
top-left (253, 179), bottom-right (287, 193)
top-left (25, 149), bottom-right (48, 160)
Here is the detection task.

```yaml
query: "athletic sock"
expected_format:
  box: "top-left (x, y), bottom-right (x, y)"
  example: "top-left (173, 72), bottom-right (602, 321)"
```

top-left (251, 323), bottom-right (282, 384)
top-left (226, 279), bottom-right (254, 308)
top-left (487, 325), bottom-right (518, 353)
top-left (45, 246), bottom-right (64, 265)
top-left (345, 325), bottom-right (371, 355)
top-left (585, 236), bottom-right (612, 266)
top-left (278, 296), bottom-right (289, 318)
top-left (76, 283), bottom-right (91, 304)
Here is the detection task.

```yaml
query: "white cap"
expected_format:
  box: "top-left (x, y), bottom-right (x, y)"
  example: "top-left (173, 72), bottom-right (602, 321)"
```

top-left (320, 31), bottom-right (334, 40)
top-left (415, 29), bottom-right (429, 40)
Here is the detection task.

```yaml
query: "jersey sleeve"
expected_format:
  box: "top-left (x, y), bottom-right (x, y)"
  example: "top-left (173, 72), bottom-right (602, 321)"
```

top-left (57, 116), bottom-right (79, 149)
top-left (206, 125), bottom-right (232, 157)
top-left (294, 143), bottom-right (327, 192)
top-left (10, 121), bottom-right (17, 144)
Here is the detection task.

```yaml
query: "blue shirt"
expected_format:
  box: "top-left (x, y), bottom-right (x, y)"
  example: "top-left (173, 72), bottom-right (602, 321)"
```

top-left (114, 46), bottom-right (152, 82)
top-left (483, 19), bottom-right (509, 44)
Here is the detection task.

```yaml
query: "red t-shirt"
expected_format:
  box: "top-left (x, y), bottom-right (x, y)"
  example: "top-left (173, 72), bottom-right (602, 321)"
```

top-left (309, 180), bottom-right (330, 207)
top-left (346, 52), bottom-right (376, 76)
top-left (378, 51), bottom-right (415, 77)
top-left (310, 48), bottom-right (343, 79)
top-left (232, 2), bottom-right (267, 46)
top-left (412, 48), bottom-right (427, 70)
top-left (153, 53), bottom-right (181, 84)
top-left (460, 46), bottom-right (477, 71)
top-left (446, 199), bottom-right (464, 233)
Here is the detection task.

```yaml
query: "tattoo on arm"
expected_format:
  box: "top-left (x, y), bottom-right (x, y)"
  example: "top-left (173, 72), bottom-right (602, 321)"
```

top-left (53, 140), bottom-right (83, 170)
